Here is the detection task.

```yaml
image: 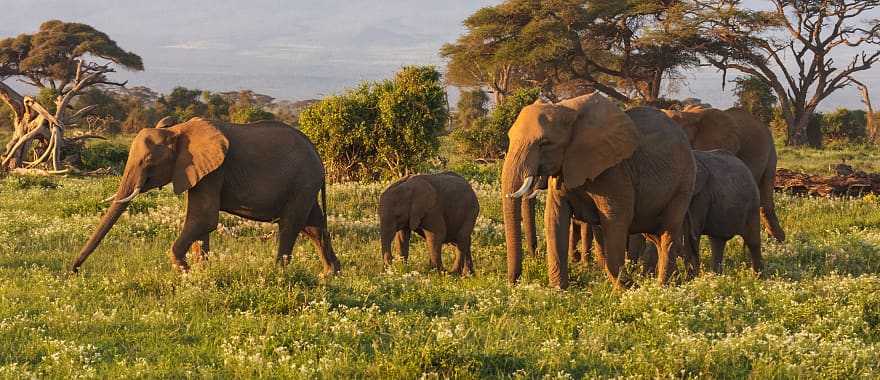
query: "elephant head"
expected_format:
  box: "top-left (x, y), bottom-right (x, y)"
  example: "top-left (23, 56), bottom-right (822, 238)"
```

top-left (71, 118), bottom-right (229, 272)
top-left (501, 93), bottom-right (639, 284)
top-left (661, 105), bottom-right (741, 153)
top-left (378, 176), bottom-right (437, 265)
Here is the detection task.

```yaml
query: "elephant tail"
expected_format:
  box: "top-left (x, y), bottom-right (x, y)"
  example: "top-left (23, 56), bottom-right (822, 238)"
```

top-left (320, 181), bottom-right (329, 248)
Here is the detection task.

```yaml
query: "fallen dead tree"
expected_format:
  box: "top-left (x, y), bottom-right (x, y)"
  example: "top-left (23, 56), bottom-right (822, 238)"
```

top-left (775, 165), bottom-right (880, 197)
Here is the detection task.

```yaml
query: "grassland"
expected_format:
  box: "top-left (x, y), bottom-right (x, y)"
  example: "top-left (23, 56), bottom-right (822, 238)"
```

top-left (1, 138), bottom-right (880, 378)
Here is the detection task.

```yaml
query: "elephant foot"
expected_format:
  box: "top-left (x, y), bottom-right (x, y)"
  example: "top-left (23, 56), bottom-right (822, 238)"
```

top-left (276, 255), bottom-right (292, 266)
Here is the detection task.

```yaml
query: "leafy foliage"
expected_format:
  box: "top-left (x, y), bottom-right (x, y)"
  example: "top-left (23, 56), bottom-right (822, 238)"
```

top-left (79, 141), bottom-right (129, 171)
top-left (441, 1), bottom-right (704, 103)
top-left (455, 89), bottom-right (489, 130)
top-left (822, 108), bottom-right (868, 143)
top-left (452, 88), bottom-right (540, 159)
top-left (299, 66), bottom-right (447, 182)
top-left (229, 105), bottom-right (275, 124)
top-left (0, 20), bottom-right (143, 82)
top-left (733, 75), bottom-right (777, 125)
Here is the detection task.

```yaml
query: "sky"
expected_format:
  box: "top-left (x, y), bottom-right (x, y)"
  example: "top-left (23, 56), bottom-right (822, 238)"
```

top-left (0, 0), bottom-right (876, 110)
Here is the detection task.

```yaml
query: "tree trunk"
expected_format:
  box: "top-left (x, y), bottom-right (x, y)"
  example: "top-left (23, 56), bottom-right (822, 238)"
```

top-left (786, 107), bottom-right (822, 148)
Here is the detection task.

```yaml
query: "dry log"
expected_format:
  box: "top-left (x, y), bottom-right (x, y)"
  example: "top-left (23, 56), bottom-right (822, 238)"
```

top-left (775, 165), bottom-right (880, 197)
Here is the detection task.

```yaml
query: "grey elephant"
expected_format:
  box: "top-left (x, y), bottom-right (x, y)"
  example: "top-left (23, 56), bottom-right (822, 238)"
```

top-left (72, 117), bottom-right (341, 276)
top-left (502, 93), bottom-right (696, 289)
top-left (379, 172), bottom-right (479, 275)
top-left (638, 149), bottom-right (764, 274)
top-left (687, 149), bottom-right (763, 273)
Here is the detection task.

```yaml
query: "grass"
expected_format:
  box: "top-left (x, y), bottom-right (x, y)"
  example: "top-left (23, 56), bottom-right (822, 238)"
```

top-left (1, 137), bottom-right (880, 378)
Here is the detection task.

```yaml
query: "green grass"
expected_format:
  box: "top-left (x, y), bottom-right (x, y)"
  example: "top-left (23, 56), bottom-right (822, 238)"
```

top-left (1, 139), bottom-right (880, 378)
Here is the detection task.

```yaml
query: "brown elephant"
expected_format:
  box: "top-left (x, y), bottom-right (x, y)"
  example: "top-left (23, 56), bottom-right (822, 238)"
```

top-left (502, 93), bottom-right (696, 289)
top-left (662, 106), bottom-right (785, 242)
top-left (378, 172), bottom-right (479, 275)
top-left (71, 117), bottom-right (341, 275)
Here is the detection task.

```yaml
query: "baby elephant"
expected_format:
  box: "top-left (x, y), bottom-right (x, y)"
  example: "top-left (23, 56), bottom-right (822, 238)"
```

top-left (379, 172), bottom-right (480, 275)
top-left (687, 150), bottom-right (763, 274)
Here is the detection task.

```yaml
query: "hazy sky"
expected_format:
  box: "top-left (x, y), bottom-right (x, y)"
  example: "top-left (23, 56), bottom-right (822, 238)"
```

top-left (0, 0), bottom-right (876, 110)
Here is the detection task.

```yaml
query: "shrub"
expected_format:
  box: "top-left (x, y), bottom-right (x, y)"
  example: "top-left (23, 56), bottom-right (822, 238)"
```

top-left (821, 108), bottom-right (867, 142)
top-left (80, 141), bottom-right (129, 171)
top-left (451, 88), bottom-right (540, 159)
top-left (230, 105), bottom-right (275, 124)
top-left (300, 66), bottom-right (447, 182)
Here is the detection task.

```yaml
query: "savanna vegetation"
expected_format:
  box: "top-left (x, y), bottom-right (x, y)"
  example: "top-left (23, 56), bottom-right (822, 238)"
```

top-left (2, 0), bottom-right (880, 378)
top-left (2, 143), bottom-right (880, 378)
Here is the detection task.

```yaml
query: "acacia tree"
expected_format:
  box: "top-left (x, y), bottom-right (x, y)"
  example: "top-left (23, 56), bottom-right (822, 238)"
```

top-left (441, 0), bottom-right (705, 104)
top-left (699, 0), bottom-right (880, 147)
top-left (0, 20), bottom-right (142, 170)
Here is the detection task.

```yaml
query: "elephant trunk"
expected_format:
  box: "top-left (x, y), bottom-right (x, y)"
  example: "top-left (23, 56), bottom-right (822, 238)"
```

top-left (71, 171), bottom-right (142, 272)
top-left (501, 146), bottom-right (537, 284)
top-left (380, 224), bottom-right (395, 266)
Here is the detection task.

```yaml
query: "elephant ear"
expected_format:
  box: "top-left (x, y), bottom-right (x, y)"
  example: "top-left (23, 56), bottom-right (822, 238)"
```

top-left (561, 93), bottom-right (640, 189)
top-left (686, 106), bottom-right (741, 153)
top-left (407, 176), bottom-right (437, 230)
top-left (171, 119), bottom-right (229, 194)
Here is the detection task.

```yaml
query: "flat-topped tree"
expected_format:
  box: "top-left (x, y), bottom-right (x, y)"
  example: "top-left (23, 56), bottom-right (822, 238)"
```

top-left (0, 20), bottom-right (142, 171)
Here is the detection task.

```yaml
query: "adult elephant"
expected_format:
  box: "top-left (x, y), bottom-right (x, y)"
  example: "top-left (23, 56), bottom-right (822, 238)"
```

top-left (502, 93), bottom-right (695, 289)
top-left (71, 117), bottom-right (341, 275)
top-left (662, 106), bottom-right (785, 242)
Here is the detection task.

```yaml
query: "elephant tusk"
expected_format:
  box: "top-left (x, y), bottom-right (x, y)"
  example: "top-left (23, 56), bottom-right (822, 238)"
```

top-left (525, 188), bottom-right (542, 199)
top-left (506, 176), bottom-right (535, 198)
top-left (114, 187), bottom-right (141, 203)
top-left (101, 194), bottom-right (116, 203)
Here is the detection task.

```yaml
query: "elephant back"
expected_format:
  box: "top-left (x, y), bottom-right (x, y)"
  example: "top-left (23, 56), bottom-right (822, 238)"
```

top-left (625, 107), bottom-right (691, 154)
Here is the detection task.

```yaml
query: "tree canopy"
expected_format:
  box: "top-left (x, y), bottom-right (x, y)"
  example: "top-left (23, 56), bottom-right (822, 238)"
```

top-left (441, 0), bottom-right (705, 104)
top-left (698, 0), bottom-right (880, 146)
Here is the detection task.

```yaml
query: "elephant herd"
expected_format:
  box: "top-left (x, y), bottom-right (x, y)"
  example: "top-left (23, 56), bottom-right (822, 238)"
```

top-left (70, 93), bottom-right (785, 290)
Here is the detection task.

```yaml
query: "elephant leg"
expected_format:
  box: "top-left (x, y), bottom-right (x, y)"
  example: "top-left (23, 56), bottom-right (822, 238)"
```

top-left (522, 197), bottom-right (538, 257)
top-left (744, 213), bottom-right (764, 274)
top-left (395, 229), bottom-right (411, 264)
top-left (640, 238), bottom-right (658, 276)
top-left (569, 222), bottom-right (582, 264)
top-left (545, 187), bottom-right (572, 289)
top-left (451, 234), bottom-right (473, 276)
top-left (303, 202), bottom-right (341, 276)
top-left (276, 194), bottom-right (316, 266)
top-left (598, 223), bottom-right (628, 290)
top-left (656, 192), bottom-right (692, 286)
top-left (581, 223), bottom-right (593, 263)
top-left (709, 237), bottom-right (726, 274)
top-left (170, 175), bottom-right (221, 272)
top-left (424, 231), bottom-right (445, 272)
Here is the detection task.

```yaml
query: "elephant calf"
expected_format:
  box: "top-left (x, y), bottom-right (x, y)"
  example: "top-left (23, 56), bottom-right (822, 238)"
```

top-left (379, 172), bottom-right (480, 275)
top-left (686, 150), bottom-right (763, 274)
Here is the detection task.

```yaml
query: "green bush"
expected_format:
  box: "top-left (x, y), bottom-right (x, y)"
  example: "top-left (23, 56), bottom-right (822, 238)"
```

top-left (821, 108), bottom-right (867, 142)
top-left (299, 66), bottom-right (447, 182)
top-left (230, 105), bottom-right (275, 124)
top-left (80, 141), bottom-right (129, 171)
top-left (451, 88), bottom-right (540, 159)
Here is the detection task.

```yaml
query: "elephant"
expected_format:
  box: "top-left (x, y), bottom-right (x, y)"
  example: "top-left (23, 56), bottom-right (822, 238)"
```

top-left (502, 93), bottom-right (696, 289)
top-left (661, 106), bottom-right (785, 242)
top-left (71, 117), bottom-right (342, 276)
top-left (638, 149), bottom-right (763, 274)
top-left (686, 149), bottom-right (763, 273)
top-left (378, 172), bottom-right (479, 275)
